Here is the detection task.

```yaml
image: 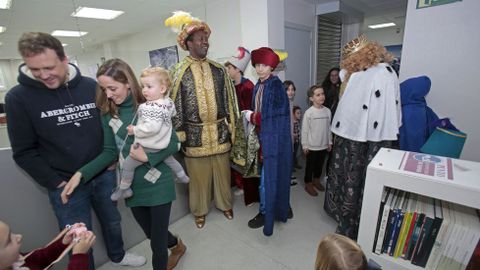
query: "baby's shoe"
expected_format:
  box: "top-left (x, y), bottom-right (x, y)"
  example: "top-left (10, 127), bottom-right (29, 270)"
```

top-left (175, 173), bottom-right (190, 184)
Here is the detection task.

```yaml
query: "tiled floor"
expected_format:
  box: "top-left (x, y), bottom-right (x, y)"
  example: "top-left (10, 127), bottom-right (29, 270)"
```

top-left (98, 164), bottom-right (337, 270)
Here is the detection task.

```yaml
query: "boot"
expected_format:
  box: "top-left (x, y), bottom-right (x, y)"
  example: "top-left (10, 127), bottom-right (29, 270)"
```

top-left (167, 238), bottom-right (186, 270)
top-left (305, 182), bottom-right (318, 196)
top-left (312, 178), bottom-right (325, 192)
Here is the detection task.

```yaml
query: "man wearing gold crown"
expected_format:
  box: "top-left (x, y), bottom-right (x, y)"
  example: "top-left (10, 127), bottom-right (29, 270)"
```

top-left (166, 12), bottom-right (239, 229)
top-left (323, 35), bottom-right (402, 240)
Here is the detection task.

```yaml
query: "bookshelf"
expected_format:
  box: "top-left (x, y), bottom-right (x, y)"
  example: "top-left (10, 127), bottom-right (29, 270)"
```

top-left (357, 148), bottom-right (480, 270)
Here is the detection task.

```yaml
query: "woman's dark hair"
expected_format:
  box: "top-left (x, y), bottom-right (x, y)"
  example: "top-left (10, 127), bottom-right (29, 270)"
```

top-left (321, 67), bottom-right (341, 89)
top-left (283, 80), bottom-right (296, 92)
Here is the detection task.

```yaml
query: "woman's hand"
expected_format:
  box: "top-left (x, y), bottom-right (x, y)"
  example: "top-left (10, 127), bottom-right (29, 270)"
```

top-left (130, 143), bottom-right (148, 162)
top-left (72, 231), bottom-right (96, 255)
top-left (303, 148), bottom-right (309, 155)
top-left (61, 172), bottom-right (82, 204)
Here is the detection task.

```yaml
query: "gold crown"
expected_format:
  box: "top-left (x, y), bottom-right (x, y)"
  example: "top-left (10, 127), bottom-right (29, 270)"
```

top-left (342, 34), bottom-right (369, 59)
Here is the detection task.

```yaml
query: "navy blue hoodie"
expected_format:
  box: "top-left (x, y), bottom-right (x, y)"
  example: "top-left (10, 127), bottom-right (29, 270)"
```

top-left (5, 63), bottom-right (103, 189)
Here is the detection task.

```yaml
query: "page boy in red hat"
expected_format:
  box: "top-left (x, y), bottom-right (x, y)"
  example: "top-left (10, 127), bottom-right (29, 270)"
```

top-left (244, 47), bottom-right (293, 236)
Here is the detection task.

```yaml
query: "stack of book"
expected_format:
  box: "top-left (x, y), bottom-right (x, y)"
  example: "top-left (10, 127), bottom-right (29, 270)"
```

top-left (372, 188), bottom-right (480, 269)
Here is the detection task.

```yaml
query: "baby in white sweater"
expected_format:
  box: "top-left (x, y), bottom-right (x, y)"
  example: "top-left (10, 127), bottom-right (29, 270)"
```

top-left (111, 67), bottom-right (189, 201)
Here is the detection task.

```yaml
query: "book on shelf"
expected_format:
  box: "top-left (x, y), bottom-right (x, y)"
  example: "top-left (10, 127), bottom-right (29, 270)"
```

top-left (411, 197), bottom-right (435, 266)
top-left (412, 198), bottom-right (444, 267)
top-left (382, 189), bottom-right (399, 254)
top-left (402, 193), bottom-right (420, 259)
top-left (394, 192), bottom-right (415, 258)
top-left (373, 187), bottom-right (391, 254)
top-left (440, 204), bottom-right (480, 270)
top-left (466, 238), bottom-right (480, 270)
top-left (386, 191), bottom-right (405, 255)
top-left (425, 200), bottom-right (452, 269)
top-left (406, 197), bottom-right (426, 260)
top-left (375, 188), bottom-right (396, 254)
top-left (393, 192), bottom-right (411, 257)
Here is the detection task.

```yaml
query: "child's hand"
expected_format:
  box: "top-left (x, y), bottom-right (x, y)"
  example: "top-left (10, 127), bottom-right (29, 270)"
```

top-left (62, 223), bottom-right (86, 245)
top-left (328, 144), bottom-right (332, 152)
top-left (72, 231), bottom-right (96, 255)
top-left (127, 125), bottom-right (135, 135)
top-left (303, 148), bottom-right (309, 155)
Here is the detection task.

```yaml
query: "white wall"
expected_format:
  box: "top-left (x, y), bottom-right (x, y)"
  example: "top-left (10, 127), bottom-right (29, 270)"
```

top-left (365, 26), bottom-right (404, 46)
top-left (400, 0), bottom-right (480, 161)
top-left (285, 0), bottom-right (316, 28)
top-left (75, 1), bottom-right (241, 76)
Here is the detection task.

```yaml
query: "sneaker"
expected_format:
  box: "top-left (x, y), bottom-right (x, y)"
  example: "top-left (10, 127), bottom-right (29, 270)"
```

top-left (248, 213), bottom-right (265, 229)
top-left (175, 174), bottom-right (190, 184)
top-left (111, 252), bottom-right (146, 267)
top-left (234, 188), bottom-right (244, 196)
top-left (111, 187), bottom-right (133, 201)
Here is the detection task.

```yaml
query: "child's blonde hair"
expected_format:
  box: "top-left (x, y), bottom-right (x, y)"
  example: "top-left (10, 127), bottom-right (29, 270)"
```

top-left (315, 234), bottom-right (367, 270)
top-left (140, 66), bottom-right (172, 94)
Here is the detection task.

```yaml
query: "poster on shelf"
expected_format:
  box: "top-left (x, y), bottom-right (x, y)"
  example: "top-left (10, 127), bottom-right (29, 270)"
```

top-left (399, 152), bottom-right (454, 180)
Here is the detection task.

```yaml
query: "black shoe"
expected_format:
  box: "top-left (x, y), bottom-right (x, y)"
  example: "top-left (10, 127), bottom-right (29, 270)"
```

top-left (290, 180), bottom-right (298, 186)
top-left (248, 213), bottom-right (265, 229)
top-left (287, 207), bottom-right (293, 219)
top-left (294, 164), bottom-right (302, 169)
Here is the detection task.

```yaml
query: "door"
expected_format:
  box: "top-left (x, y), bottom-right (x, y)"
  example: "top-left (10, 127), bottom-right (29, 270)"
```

top-left (285, 24), bottom-right (313, 112)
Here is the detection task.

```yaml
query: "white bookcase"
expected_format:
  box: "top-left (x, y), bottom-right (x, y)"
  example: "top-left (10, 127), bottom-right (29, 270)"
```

top-left (358, 148), bottom-right (480, 270)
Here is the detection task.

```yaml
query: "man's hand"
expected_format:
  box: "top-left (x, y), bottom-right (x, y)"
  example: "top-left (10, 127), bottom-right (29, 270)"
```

top-left (61, 172), bottom-right (82, 204)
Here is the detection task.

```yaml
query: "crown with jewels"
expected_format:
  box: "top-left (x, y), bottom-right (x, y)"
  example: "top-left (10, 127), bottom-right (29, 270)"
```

top-left (341, 34), bottom-right (369, 59)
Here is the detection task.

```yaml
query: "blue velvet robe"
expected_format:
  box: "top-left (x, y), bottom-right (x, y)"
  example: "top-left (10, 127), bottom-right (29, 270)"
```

top-left (399, 76), bottom-right (439, 152)
top-left (252, 75), bottom-right (292, 236)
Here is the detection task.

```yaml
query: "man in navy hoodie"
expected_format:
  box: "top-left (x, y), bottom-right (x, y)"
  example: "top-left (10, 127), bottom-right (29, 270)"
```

top-left (5, 32), bottom-right (145, 268)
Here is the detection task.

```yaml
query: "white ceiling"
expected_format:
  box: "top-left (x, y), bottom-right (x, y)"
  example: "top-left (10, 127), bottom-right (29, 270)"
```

top-left (0, 0), bottom-right (407, 60)
top-left (0, 0), bottom-right (207, 59)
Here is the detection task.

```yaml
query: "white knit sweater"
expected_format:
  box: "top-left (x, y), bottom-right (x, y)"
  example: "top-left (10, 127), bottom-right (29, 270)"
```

top-left (301, 106), bottom-right (332, 151)
top-left (134, 97), bottom-right (176, 150)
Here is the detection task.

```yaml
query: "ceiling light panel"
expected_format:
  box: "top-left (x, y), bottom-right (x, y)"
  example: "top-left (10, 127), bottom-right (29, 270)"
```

top-left (368, 22), bottom-right (396, 29)
top-left (0, 0), bottom-right (12, 9)
top-left (51, 30), bottom-right (88, 37)
top-left (71, 7), bottom-right (124, 20)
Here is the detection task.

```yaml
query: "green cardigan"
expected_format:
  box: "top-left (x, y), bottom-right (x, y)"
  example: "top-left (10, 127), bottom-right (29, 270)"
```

top-left (79, 94), bottom-right (178, 207)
